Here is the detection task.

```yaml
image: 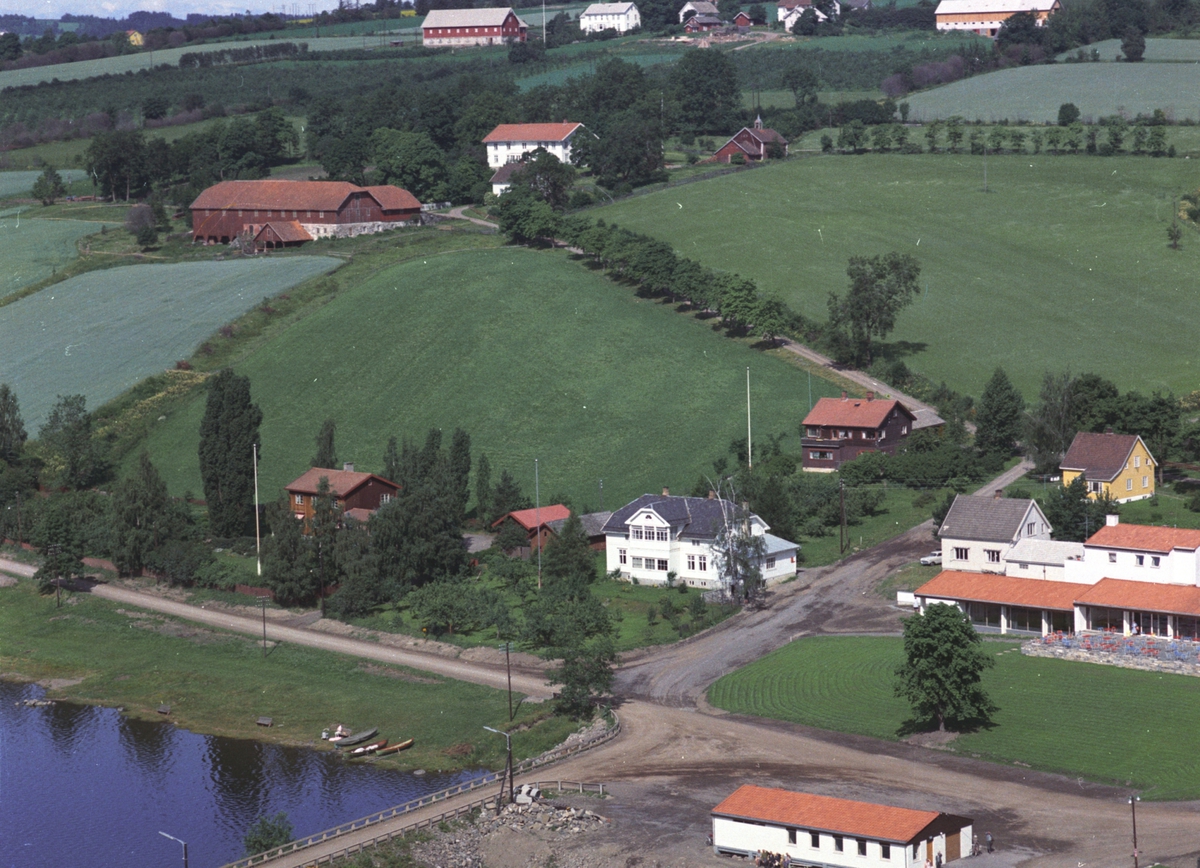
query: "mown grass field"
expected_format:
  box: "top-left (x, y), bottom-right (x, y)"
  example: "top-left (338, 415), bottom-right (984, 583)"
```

top-left (0, 256), bottom-right (339, 430)
top-left (599, 153), bottom-right (1200, 399)
top-left (708, 635), bottom-right (1200, 800)
top-left (0, 579), bottom-right (573, 771)
top-left (132, 245), bottom-right (843, 509)
top-left (0, 216), bottom-right (101, 299)
top-left (0, 169), bottom-right (86, 198)
top-left (1057, 37), bottom-right (1200, 63)
top-left (905, 62), bottom-right (1200, 123)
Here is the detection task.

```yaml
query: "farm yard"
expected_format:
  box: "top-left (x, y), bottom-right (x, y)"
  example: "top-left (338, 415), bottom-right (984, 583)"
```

top-left (707, 635), bottom-right (1200, 800)
top-left (131, 246), bottom-right (844, 508)
top-left (0, 256), bottom-right (339, 429)
top-left (0, 215), bottom-right (101, 299)
top-left (598, 153), bottom-right (1200, 399)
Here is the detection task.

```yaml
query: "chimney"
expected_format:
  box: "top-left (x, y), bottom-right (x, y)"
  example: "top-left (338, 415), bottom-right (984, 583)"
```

top-left (708, 490), bottom-right (716, 500)
top-left (1104, 427), bottom-right (1113, 435)
top-left (841, 391), bottom-right (848, 400)
top-left (662, 487), bottom-right (670, 497)
top-left (343, 462), bottom-right (354, 472)
top-left (994, 489), bottom-right (1003, 500)
top-left (866, 391), bottom-right (874, 401)
top-left (1106, 514), bottom-right (1119, 527)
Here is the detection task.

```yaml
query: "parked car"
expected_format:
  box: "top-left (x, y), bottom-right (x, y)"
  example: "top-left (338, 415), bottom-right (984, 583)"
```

top-left (919, 551), bottom-right (942, 566)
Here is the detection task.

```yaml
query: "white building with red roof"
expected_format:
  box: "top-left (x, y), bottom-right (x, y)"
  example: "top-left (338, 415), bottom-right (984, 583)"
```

top-left (421, 7), bottom-right (528, 47)
top-left (483, 122), bottom-right (587, 169)
top-left (934, 0), bottom-right (1059, 37)
top-left (801, 391), bottom-right (916, 471)
top-left (712, 785), bottom-right (973, 867)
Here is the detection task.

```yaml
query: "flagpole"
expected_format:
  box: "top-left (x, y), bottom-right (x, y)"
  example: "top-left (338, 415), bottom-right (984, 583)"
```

top-left (746, 366), bottom-right (752, 469)
top-left (253, 443), bottom-right (262, 577)
top-left (535, 458), bottom-right (542, 589)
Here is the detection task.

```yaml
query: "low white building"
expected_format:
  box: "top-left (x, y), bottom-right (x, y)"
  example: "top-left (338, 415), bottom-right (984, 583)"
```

top-left (712, 785), bottom-right (974, 867)
top-left (603, 490), bottom-right (798, 590)
top-left (778, 0), bottom-right (840, 28)
top-left (1064, 515), bottom-right (1200, 587)
top-left (482, 122), bottom-right (587, 169)
top-left (938, 494), bottom-right (1052, 574)
top-left (579, 2), bottom-right (641, 32)
top-left (1003, 537), bottom-right (1083, 581)
top-left (934, 0), bottom-right (1059, 36)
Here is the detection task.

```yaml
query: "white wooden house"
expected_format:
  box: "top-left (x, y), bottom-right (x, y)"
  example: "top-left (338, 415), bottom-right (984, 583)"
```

top-left (579, 2), bottom-right (641, 32)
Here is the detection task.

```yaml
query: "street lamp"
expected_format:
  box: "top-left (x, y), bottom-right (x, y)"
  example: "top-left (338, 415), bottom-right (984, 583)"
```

top-left (159, 831), bottom-right (188, 868)
top-left (483, 725), bottom-right (514, 814)
top-left (1129, 795), bottom-right (1140, 868)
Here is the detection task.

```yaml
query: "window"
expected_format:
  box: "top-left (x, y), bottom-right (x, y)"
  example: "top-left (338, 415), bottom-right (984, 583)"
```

top-left (631, 557), bottom-right (643, 569)
top-left (294, 493), bottom-right (304, 505)
top-left (810, 832), bottom-right (820, 848)
top-left (1152, 556), bottom-right (1161, 567)
top-left (1143, 475), bottom-right (1149, 488)
top-left (807, 426), bottom-right (819, 437)
top-left (699, 555), bottom-right (707, 571)
top-left (857, 839), bottom-right (867, 856)
top-left (657, 559), bottom-right (669, 571)
top-left (985, 549), bottom-right (1000, 563)
top-left (632, 527), bottom-right (643, 540)
top-left (1136, 555), bottom-right (1144, 566)
top-left (788, 829), bottom-right (796, 845)
top-left (644, 525), bottom-right (655, 539)
top-left (691, 539), bottom-right (700, 546)
top-left (687, 555), bottom-right (696, 570)
top-left (837, 430), bottom-right (848, 439)
top-left (1088, 481), bottom-right (1103, 493)
top-left (1109, 552), bottom-right (1117, 563)
top-left (765, 557), bottom-right (776, 570)
top-left (656, 527), bottom-right (669, 541)
top-left (954, 547), bottom-right (968, 561)
top-left (619, 549), bottom-right (627, 565)
top-left (1027, 522), bottom-right (1036, 536)
top-left (1135, 455), bottom-right (1141, 468)
top-left (913, 843), bottom-right (920, 859)
top-left (381, 493), bottom-right (392, 504)
top-left (881, 843), bottom-right (891, 860)
top-left (1127, 478), bottom-right (1133, 491)
top-left (833, 835), bottom-right (844, 852)
top-left (809, 451), bottom-right (834, 461)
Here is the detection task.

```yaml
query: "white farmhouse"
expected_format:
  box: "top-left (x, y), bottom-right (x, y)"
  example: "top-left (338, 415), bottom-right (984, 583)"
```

top-left (712, 785), bottom-right (974, 867)
top-left (482, 122), bottom-right (587, 169)
top-left (937, 494), bottom-right (1052, 574)
top-left (603, 490), bottom-right (798, 590)
top-left (579, 2), bottom-right (641, 32)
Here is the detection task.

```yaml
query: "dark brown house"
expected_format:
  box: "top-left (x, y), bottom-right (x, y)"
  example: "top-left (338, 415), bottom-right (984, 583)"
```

top-left (713, 116), bottom-right (788, 162)
top-left (284, 464), bottom-right (400, 530)
top-left (801, 391), bottom-right (916, 471)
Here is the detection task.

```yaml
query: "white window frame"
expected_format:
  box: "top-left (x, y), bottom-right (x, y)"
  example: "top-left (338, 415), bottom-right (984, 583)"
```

top-left (631, 556), bottom-right (643, 569)
top-left (687, 554), bottom-right (696, 570)
top-left (294, 493), bottom-right (304, 505)
top-left (765, 556), bottom-right (776, 570)
top-left (985, 549), bottom-right (1000, 563)
top-left (619, 549), bottom-right (627, 565)
top-left (699, 555), bottom-right (707, 571)
top-left (954, 547), bottom-right (968, 561)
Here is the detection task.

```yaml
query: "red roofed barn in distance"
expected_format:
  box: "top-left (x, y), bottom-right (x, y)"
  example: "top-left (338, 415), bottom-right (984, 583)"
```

top-left (190, 180), bottom-right (421, 248)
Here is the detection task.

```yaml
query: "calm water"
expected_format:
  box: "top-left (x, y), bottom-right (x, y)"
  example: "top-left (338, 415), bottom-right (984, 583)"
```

top-left (0, 681), bottom-right (479, 868)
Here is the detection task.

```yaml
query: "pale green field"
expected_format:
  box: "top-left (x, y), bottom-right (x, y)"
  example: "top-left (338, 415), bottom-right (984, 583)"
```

top-left (905, 63), bottom-right (1200, 123)
top-left (743, 89), bottom-right (884, 109)
top-left (0, 216), bottom-right (100, 299)
top-left (1057, 37), bottom-right (1200, 62)
top-left (0, 170), bottom-right (87, 198)
top-left (0, 257), bottom-right (339, 429)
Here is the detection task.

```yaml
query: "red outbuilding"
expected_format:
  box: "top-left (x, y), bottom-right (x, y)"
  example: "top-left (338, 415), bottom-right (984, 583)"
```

top-left (713, 116), bottom-right (789, 162)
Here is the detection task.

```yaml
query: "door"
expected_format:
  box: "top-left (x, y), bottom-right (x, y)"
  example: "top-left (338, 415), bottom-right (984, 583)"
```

top-left (927, 839), bottom-right (933, 864)
top-left (946, 832), bottom-right (960, 861)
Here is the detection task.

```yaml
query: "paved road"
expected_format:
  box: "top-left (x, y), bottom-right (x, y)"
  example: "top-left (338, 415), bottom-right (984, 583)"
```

top-left (443, 206), bottom-right (499, 229)
top-left (974, 458), bottom-right (1035, 496)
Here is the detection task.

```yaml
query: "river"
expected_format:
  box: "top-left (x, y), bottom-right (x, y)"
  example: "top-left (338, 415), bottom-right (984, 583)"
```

top-left (0, 681), bottom-right (480, 867)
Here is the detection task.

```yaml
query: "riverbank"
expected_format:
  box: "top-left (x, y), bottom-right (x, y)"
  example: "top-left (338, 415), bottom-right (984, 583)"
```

top-left (0, 579), bottom-right (576, 773)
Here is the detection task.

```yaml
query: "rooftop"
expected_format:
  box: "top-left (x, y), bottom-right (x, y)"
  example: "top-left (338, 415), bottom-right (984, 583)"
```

top-left (483, 123), bottom-right (583, 144)
top-left (938, 495), bottom-right (1045, 543)
top-left (935, 0), bottom-right (1059, 13)
top-left (581, 2), bottom-right (638, 14)
top-left (423, 7), bottom-right (527, 27)
top-left (1075, 578), bottom-right (1200, 617)
top-left (191, 180), bottom-right (419, 214)
top-left (802, 394), bottom-right (913, 430)
top-left (1005, 537), bottom-right (1083, 566)
top-left (284, 467), bottom-right (398, 498)
top-left (493, 504), bottom-right (573, 531)
top-left (1061, 431), bottom-right (1151, 482)
top-left (1085, 522), bottom-right (1200, 553)
top-left (603, 493), bottom-right (745, 540)
top-left (547, 511), bottom-right (614, 538)
top-left (914, 570), bottom-right (1081, 611)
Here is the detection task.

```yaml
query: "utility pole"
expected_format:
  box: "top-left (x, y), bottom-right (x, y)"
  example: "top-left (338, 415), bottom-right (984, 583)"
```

top-left (501, 640), bottom-right (514, 721)
top-left (746, 366), bottom-right (752, 470)
top-left (1129, 795), bottom-right (1140, 868)
top-left (535, 458), bottom-right (542, 589)
top-left (839, 480), bottom-right (847, 554)
top-left (253, 443), bottom-right (261, 577)
top-left (262, 596), bottom-right (268, 658)
top-left (483, 726), bottom-right (514, 813)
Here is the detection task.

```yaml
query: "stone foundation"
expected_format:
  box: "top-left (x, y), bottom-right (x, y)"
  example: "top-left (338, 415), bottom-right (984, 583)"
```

top-left (1022, 640), bottom-right (1200, 678)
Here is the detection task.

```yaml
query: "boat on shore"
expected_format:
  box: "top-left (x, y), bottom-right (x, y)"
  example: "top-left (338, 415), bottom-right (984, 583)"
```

top-left (350, 739), bottom-right (388, 756)
top-left (376, 738), bottom-right (414, 755)
top-left (330, 727), bottom-right (379, 748)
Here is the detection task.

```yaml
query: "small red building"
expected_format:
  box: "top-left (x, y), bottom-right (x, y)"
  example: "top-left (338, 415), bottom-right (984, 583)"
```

top-left (714, 116), bottom-right (788, 162)
top-left (422, 7), bottom-right (528, 46)
top-left (284, 464), bottom-right (400, 529)
top-left (492, 504), bottom-right (572, 552)
top-left (801, 391), bottom-right (916, 471)
top-left (191, 180), bottom-right (421, 246)
top-left (684, 13), bottom-right (722, 30)
top-left (733, 10), bottom-right (753, 26)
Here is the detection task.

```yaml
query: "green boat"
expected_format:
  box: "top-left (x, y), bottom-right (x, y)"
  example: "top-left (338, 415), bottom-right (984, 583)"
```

top-left (331, 727), bottom-right (379, 748)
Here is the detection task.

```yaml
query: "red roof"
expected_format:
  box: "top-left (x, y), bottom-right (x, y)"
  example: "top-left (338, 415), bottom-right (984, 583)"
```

top-left (712, 785), bottom-right (945, 844)
top-left (915, 570), bottom-right (1081, 610)
top-left (284, 468), bottom-right (399, 499)
top-left (802, 395), bottom-right (914, 429)
top-left (483, 123), bottom-right (583, 144)
top-left (492, 504), bottom-right (572, 531)
top-left (1075, 577), bottom-right (1200, 616)
top-left (191, 180), bottom-right (420, 214)
top-left (1085, 523), bottom-right (1200, 553)
top-left (364, 185), bottom-right (422, 212)
top-left (255, 221), bottom-right (312, 243)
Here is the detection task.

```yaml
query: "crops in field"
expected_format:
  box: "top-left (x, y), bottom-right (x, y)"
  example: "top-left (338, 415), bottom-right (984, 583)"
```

top-left (133, 246), bottom-right (844, 506)
top-left (708, 635), bottom-right (1200, 800)
top-left (0, 170), bottom-right (86, 198)
top-left (0, 256), bottom-right (339, 429)
top-left (904, 63), bottom-right (1200, 123)
top-left (0, 216), bottom-right (100, 299)
top-left (598, 153), bottom-right (1200, 399)
top-left (1057, 37), bottom-right (1200, 63)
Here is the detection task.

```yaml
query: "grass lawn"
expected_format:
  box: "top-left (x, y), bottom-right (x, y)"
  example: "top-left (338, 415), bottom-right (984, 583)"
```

top-left (597, 153), bottom-right (1200, 401)
top-left (0, 216), bottom-right (102, 299)
top-left (800, 485), bottom-right (943, 567)
top-left (0, 580), bottom-right (575, 772)
top-left (1005, 475), bottom-right (1200, 530)
top-left (708, 635), bottom-right (1200, 799)
top-left (131, 244), bottom-right (845, 511)
top-left (1056, 37), bottom-right (1200, 63)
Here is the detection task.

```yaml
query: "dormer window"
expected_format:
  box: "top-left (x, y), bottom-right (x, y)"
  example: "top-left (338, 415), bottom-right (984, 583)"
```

top-left (632, 527), bottom-right (643, 540)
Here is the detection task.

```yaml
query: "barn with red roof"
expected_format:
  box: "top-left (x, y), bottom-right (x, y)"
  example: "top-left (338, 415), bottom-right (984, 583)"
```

top-left (492, 504), bottom-right (573, 553)
top-left (191, 180), bottom-right (421, 246)
top-left (801, 391), bottom-right (916, 471)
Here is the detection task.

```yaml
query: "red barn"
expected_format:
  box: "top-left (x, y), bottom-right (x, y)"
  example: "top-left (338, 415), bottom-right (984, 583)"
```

top-left (714, 116), bottom-right (789, 162)
top-left (801, 391), bottom-right (916, 471)
top-left (422, 7), bottom-right (528, 46)
top-left (492, 504), bottom-right (572, 552)
top-left (733, 10), bottom-right (753, 25)
top-left (190, 180), bottom-right (421, 246)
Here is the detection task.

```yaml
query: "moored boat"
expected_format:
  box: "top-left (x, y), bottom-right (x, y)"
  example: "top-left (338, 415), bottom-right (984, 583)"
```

top-left (376, 738), bottom-right (414, 755)
top-left (331, 727), bottom-right (379, 748)
top-left (350, 738), bottom-right (388, 756)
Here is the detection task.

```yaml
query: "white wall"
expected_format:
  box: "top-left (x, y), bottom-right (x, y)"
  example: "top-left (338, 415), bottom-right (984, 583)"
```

top-left (1065, 544), bottom-right (1200, 587)
top-left (487, 139), bottom-right (573, 168)
top-left (713, 816), bottom-right (923, 868)
top-left (580, 7), bottom-right (640, 31)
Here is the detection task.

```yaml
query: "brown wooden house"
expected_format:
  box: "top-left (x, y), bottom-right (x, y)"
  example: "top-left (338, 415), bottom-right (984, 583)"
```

top-left (284, 464), bottom-right (400, 530)
top-left (801, 391), bottom-right (916, 471)
top-left (492, 504), bottom-right (572, 552)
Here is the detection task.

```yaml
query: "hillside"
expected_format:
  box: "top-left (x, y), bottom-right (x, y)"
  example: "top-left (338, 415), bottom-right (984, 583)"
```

top-left (134, 246), bottom-right (842, 508)
top-left (597, 153), bottom-right (1200, 399)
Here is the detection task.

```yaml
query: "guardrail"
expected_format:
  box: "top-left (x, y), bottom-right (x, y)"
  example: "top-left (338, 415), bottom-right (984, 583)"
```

top-left (221, 712), bottom-right (620, 868)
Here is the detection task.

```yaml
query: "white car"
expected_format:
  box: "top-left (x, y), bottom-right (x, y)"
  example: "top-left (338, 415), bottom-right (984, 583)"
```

top-left (919, 551), bottom-right (942, 566)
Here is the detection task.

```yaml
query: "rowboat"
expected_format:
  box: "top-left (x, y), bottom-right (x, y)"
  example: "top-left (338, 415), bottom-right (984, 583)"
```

top-left (331, 727), bottom-right (379, 748)
top-left (376, 738), bottom-right (414, 755)
top-left (350, 739), bottom-right (388, 756)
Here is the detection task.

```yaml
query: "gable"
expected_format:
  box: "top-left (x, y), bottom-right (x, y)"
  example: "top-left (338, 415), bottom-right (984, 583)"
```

top-left (938, 495), bottom-right (1046, 543)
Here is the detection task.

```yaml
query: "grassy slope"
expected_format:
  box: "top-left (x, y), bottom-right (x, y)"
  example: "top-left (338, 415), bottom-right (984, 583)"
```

top-left (0, 217), bottom-right (100, 298)
top-left (597, 153), bottom-right (1200, 399)
top-left (708, 635), bottom-right (1200, 800)
top-left (135, 246), bottom-right (844, 508)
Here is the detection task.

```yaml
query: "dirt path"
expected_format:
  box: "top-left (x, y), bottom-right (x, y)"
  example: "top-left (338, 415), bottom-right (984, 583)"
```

top-left (443, 206), bottom-right (499, 228)
top-left (975, 458), bottom-right (1035, 496)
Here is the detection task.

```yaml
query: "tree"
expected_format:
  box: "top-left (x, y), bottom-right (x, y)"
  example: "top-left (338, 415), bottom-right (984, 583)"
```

top-left (505, 149), bottom-right (576, 211)
top-left (1057, 102), bottom-right (1081, 127)
top-left (198, 370), bottom-right (262, 538)
top-left (0, 384), bottom-right (26, 463)
top-left (589, 113), bottom-right (666, 188)
top-left (1121, 26), bottom-right (1146, 62)
top-left (894, 602), bottom-right (997, 732)
top-left (310, 477), bottom-right (343, 613)
top-left (1024, 370), bottom-right (1077, 474)
top-left (542, 513), bottom-right (597, 584)
top-left (781, 56), bottom-right (818, 108)
top-left (85, 129), bottom-right (148, 202)
top-left (755, 295), bottom-right (790, 346)
top-left (382, 435), bottom-right (401, 484)
top-left (1042, 474), bottom-right (1119, 541)
top-left (492, 469), bottom-right (528, 521)
top-left (748, 2), bottom-right (768, 23)
top-left (311, 418), bottom-right (337, 469)
top-left (670, 49), bottom-right (741, 134)
top-left (243, 813), bottom-right (294, 856)
top-left (448, 428), bottom-right (472, 526)
top-left (494, 184), bottom-right (561, 245)
top-left (1168, 221), bottom-right (1183, 249)
top-left (996, 9), bottom-right (1043, 49)
top-left (837, 119), bottom-right (867, 152)
top-left (111, 452), bottom-right (183, 577)
top-left (546, 636), bottom-right (618, 719)
top-left (475, 452), bottom-right (493, 523)
top-left (974, 367), bottom-right (1025, 460)
top-left (712, 499), bottom-right (765, 601)
top-left (370, 128), bottom-right (448, 202)
top-left (32, 494), bottom-right (86, 598)
top-left (262, 497), bottom-right (316, 604)
top-left (39, 394), bottom-right (102, 490)
top-left (31, 166), bottom-right (67, 206)
top-left (136, 224), bottom-right (158, 249)
top-left (826, 252), bottom-right (921, 366)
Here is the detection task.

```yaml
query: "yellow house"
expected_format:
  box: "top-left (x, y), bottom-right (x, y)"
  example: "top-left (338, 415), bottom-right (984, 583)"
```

top-left (125, 30), bottom-right (145, 46)
top-left (1061, 431), bottom-right (1156, 503)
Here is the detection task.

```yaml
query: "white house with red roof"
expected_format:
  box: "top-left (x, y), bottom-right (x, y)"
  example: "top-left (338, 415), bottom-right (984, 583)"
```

top-left (934, 0), bottom-right (1059, 36)
top-left (801, 391), bottom-right (916, 471)
top-left (483, 122), bottom-right (588, 169)
top-left (712, 785), bottom-right (973, 867)
top-left (421, 7), bottom-right (528, 46)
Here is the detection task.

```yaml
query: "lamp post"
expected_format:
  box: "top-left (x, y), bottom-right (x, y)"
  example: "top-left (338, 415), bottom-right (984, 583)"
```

top-left (1129, 795), bottom-right (1140, 868)
top-left (159, 831), bottom-right (188, 868)
top-left (483, 725), bottom-right (514, 814)
top-left (499, 640), bottom-right (513, 721)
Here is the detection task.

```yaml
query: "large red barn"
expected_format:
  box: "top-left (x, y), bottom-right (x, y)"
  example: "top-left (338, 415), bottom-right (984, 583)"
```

top-left (421, 7), bottom-right (528, 46)
top-left (190, 180), bottom-right (421, 246)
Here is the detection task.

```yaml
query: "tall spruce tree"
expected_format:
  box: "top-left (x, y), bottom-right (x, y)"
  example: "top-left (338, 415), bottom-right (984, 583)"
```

top-left (0, 384), bottom-right (26, 463)
top-left (311, 418), bottom-right (337, 469)
top-left (475, 453), bottom-right (493, 523)
top-left (542, 513), bottom-right (597, 584)
top-left (198, 371), bottom-right (262, 537)
top-left (310, 476), bottom-right (342, 613)
top-left (448, 428), bottom-right (471, 526)
top-left (974, 367), bottom-right (1025, 460)
top-left (39, 394), bottom-right (102, 489)
top-left (111, 452), bottom-right (182, 576)
top-left (262, 497), bottom-right (316, 604)
top-left (492, 469), bottom-right (527, 521)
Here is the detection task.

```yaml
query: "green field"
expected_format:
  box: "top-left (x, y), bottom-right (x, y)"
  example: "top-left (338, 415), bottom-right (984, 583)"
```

top-left (1057, 37), bottom-right (1200, 63)
top-left (0, 216), bottom-right (101, 299)
top-left (598, 153), bottom-right (1200, 399)
top-left (708, 635), bottom-right (1200, 799)
top-left (905, 63), bottom-right (1200, 123)
top-left (133, 246), bottom-right (843, 508)
top-left (0, 170), bottom-right (87, 198)
top-left (0, 256), bottom-right (339, 429)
